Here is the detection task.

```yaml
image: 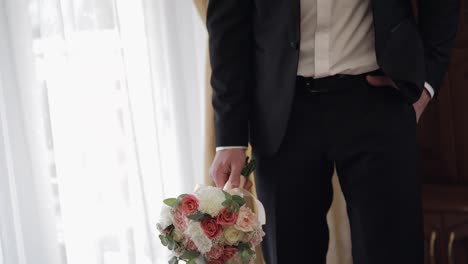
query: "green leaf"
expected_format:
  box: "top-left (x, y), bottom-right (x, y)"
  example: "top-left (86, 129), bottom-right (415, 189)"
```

top-left (168, 256), bottom-right (179, 264)
top-left (241, 159), bottom-right (256, 178)
top-left (167, 234), bottom-right (174, 242)
top-left (180, 250), bottom-right (199, 260)
top-left (232, 195), bottom-right (245, 206)
top-left (240, 248), bottom-right (255, 263)
top-left (186, 212), bottom-right (207, 221)
top-left (167, 239), bottom-right (175, 250)
top-left (163, 198), bottom-right (179, 207)
top-left (237, 242), bottom-right (250, 250)
top-left (166, 235), bottom-right (177, 250)
top-left (168, 241), bottom-right (180, 251)
top-left (227, 202), bottom-right (240, 213)
top-left (177, 194), bottom-right (188, 201)
top-left (240, 157), bottom-right (249, 176)
top-left (159, 235), bottom-right (169, 246)
top-left (231, 203), bottom-right (240, 212)
top-left (187, 259), bottom-right (196, 264)
top-left (223, 191), bottom-right (232, 201)
top-left (222, 200), bottom-right (232, 207)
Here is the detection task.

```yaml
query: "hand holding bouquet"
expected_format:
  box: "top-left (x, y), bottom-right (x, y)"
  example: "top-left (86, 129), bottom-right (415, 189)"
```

top-left (157, 159), bottom-right (265, 264)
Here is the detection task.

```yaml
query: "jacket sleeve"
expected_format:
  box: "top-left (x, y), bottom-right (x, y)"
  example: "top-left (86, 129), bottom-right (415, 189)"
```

top-left (207, 0), bottom-right (253, 148)
top-left (418, 0), bottom-right (459, 94)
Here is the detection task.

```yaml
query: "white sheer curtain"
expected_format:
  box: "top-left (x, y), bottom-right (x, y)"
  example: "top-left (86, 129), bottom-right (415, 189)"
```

top-left (0, 0), bottom-right (207, 264)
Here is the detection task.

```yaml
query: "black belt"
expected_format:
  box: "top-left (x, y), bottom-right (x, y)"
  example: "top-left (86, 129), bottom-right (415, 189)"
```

top-left (296, 69), bottom-right (383, 94)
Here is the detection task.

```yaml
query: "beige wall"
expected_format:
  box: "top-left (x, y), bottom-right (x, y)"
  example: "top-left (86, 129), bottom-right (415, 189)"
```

top-left (327, 172), bottom-right (353, 264)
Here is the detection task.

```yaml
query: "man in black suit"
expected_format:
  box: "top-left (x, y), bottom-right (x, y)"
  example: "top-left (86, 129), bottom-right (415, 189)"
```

top-left (207, 0), bottom-right (459, 263)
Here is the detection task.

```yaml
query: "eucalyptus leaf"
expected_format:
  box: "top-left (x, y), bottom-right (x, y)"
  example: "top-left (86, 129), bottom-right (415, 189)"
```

top-left (163, 198), bottom-right (179, 207)
top-left (240, 158), bottom-right (250, 176)
top-left (180, 250), bottom-right (199, 260)
top-left (241, 159), bottom-right (256, 177)
top-left (167, 239), bottom-right (176, 250)
top-left (168, 256), bottom-right (179, 264)
top-left (240, 250), bottom-right (251, 262)
top-left (232, 195), bottom-right (245, 206)
top-left (186, 212), bottom-right (207, 221)
top-left (177, 194), bottom-right (188, 201)
top-left (223, 191), bottom-right (232, 200)
top-left (237, 242), bottom-right (250, 250)
top-left (167, 236), bottom-right (180, 250)
top-left (227, 202), bottom-right (240, 213)
top-left (240, 248), bottom-right (255, 263)
top-left (240, 166), bottom-right (248, 177)
top-left (166, 234), bottom-right (174, 243)
top-left (159, 235), bottom-right (169, 246)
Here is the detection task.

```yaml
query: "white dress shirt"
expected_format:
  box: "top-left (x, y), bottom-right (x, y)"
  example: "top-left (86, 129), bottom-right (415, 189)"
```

top-left (216, 0), bottom-right (434, 152)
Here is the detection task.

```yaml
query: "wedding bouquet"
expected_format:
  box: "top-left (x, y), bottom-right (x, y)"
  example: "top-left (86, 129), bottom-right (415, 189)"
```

top-left (157, 159), bottom-right (265, 264)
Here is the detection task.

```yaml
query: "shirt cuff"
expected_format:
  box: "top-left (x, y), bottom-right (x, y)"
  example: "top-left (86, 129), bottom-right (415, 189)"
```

top-left (424, 82), bottom-right (435, 98)
top-left (216, 146), bottom-right (248, 152)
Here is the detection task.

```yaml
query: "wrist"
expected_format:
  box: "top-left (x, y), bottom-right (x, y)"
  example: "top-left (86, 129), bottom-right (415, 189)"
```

top-left (421, 88), bottom-right (431, 102)
top-left (216, 146), bottom-right (248, 152)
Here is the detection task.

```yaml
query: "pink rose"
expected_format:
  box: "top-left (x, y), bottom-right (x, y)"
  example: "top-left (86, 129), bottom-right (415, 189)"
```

top-left (236, 205), bottom-right (257, 232)
top-left (201, 217), bottom-right (221, 239)
top-left (205, 245), bottom-right (224, 260)
top-left (223, 246), bottom-right (238, 261)
top-left (181, 194), bottom-right (199, 215)
top-left (217, 208), bottom-right (239, 226)
top-left (173, 209), bottom-right (188, 232)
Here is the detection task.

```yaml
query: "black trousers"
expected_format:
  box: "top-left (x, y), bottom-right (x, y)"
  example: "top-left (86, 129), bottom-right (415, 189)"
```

top-left (253, 74), bottom-right (424, 264)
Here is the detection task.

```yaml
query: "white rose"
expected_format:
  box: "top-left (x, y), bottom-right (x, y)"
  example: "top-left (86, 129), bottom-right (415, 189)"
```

top-left (195, 186), bottom-right (226, 217)
top-left (185, 221), bottom-right (213, 254)
top-left (223, 226), bottom-right (244, 245)
top-left (158, 206), bottom-right (174, 230)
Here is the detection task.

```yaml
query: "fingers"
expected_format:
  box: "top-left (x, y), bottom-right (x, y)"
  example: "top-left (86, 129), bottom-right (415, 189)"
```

top-left (225, 177), bottom-right (254, 191)
top-left (413, 88), bottom-right (431, 124)
top-left (366, 75), bottom-right (398, 89)
top-left (209, 149), bottom-right (246, 189)
top-left (214, 174), bottom-right (228, 188)
top-left (244, 179), bottom-right (253, 190)
top-left (227, 165), bottom-right (242, 188)
top-left (210, 164), bottom-right (229, 188)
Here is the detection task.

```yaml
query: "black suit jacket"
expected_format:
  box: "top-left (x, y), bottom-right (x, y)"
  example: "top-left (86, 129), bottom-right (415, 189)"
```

top-left (207, 0), bottom-right (459, 156)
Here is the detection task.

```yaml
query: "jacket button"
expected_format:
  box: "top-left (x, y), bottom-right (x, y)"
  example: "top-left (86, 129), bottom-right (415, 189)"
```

top-left (290, 41), bottom-right (299, 50)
